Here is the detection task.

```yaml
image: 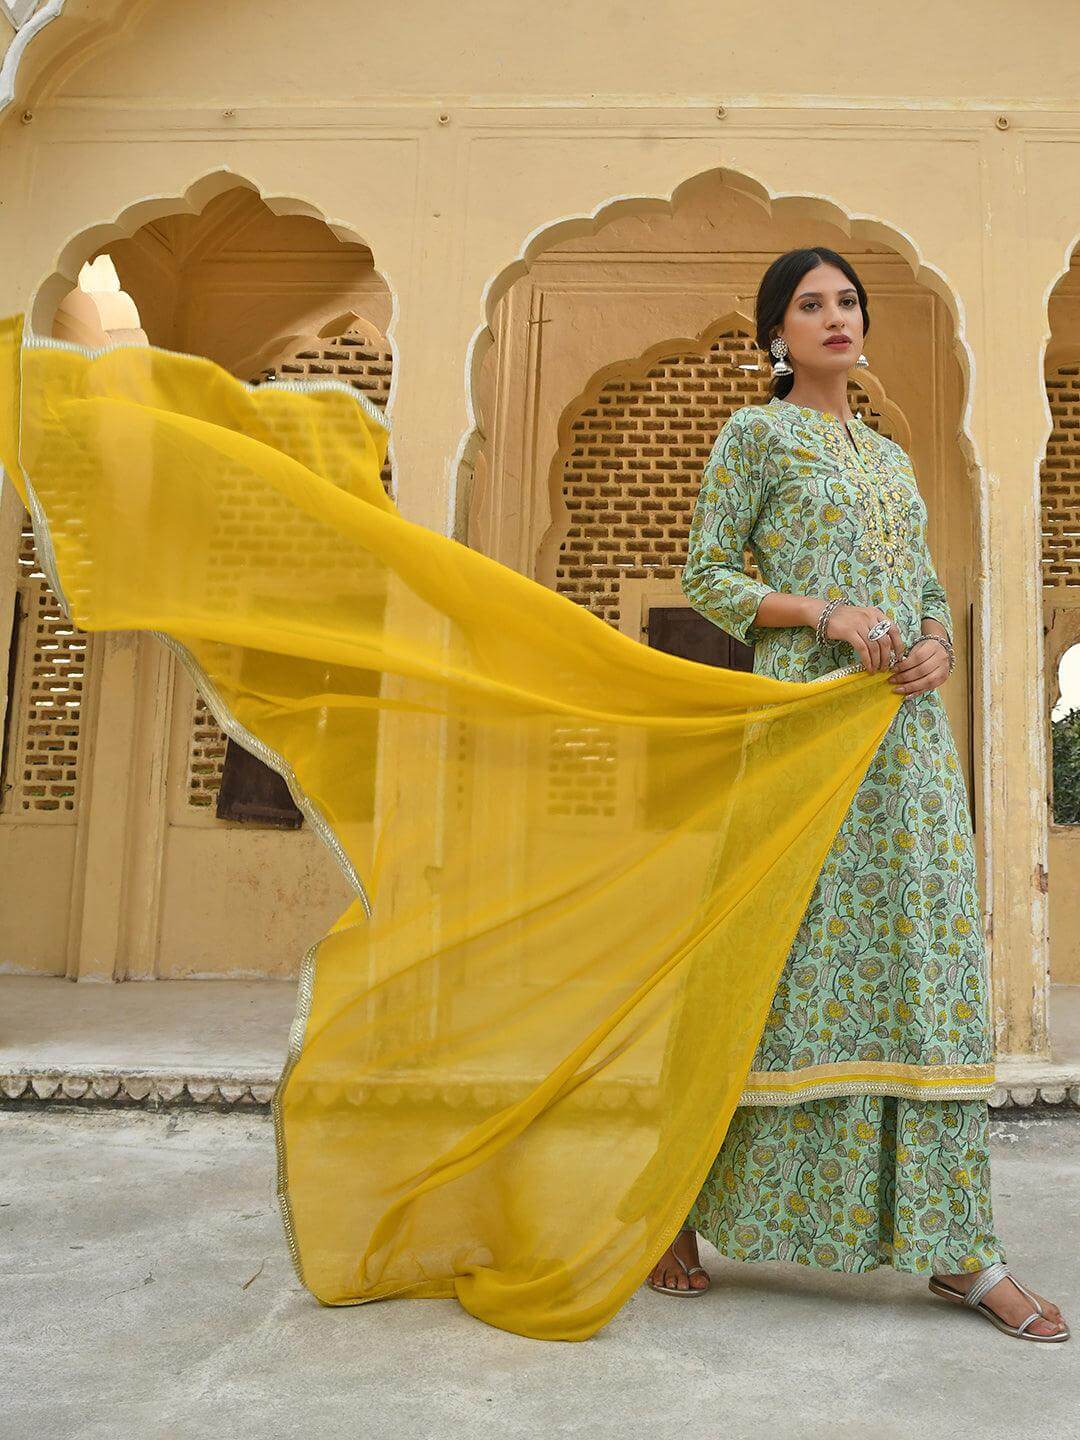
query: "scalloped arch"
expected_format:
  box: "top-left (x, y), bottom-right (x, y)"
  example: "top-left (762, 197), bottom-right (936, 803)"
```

top-left (1044, 338), bottom-right (1080, 379)
top-left (29, 166), bottom-right (399, 431)
top-left (235, 314), bottom-right (393, 387)
top-left (1037, 230), bottom-right (1080, 471)
top-left (451, 163), bottom-right (980, 537)
top-left (533, 311), bottom-right (909, 588)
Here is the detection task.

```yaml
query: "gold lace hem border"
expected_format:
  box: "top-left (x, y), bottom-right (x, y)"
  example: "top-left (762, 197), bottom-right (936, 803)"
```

top-left (738, 1060), bottom-right (995, 1106)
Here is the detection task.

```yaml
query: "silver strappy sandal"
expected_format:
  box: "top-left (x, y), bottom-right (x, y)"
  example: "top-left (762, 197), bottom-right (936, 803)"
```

top-left (647, 1226), bottom-right (710, 1297)
top-left (928, 1260), bottom-right (1070, 1342)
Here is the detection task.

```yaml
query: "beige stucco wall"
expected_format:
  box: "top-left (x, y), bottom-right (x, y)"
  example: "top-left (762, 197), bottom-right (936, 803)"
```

top-left (0, 0), bottom-right (1077, 1060)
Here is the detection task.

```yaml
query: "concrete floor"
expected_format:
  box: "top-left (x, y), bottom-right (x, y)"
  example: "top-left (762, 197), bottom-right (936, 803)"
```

top-left (2, 1108), bottom-right (1077, 1440)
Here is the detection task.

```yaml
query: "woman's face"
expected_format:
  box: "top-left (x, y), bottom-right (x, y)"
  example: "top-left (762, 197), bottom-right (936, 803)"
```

top-left (774, 263), bottom-right (864, 377)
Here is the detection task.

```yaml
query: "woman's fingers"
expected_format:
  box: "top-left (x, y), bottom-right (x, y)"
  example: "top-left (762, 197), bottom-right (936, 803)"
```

top-left (891, 648), bottom-right (947, 693)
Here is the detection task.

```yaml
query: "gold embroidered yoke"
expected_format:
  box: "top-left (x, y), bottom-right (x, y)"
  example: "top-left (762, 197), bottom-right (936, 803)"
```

top-left (682, 398), bottom-right (994, 1104)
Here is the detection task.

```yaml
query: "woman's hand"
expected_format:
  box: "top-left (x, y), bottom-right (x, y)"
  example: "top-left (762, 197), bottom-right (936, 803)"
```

top-left (820, 603), bottom-right (905, 675)
top-left (889, 636), bottom-right (950, 697)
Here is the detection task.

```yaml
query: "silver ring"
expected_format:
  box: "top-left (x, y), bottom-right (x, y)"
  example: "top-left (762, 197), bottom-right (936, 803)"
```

top-left (866, 619), bottom-right (891, 641)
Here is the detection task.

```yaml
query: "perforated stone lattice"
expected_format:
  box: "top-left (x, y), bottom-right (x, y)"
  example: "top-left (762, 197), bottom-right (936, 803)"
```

top-left (1041, 364), bottom-right (1080, 587)
top-left (276, 334), bottom-right (394, 496)
top-left (1, 517), bottom-right (88, 819)
top-left (185, 331), bottom-right (394, 812)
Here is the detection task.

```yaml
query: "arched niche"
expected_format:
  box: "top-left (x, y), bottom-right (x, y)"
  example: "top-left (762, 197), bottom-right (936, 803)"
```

top-left (456, 165), bottom-right (980, 562)
top-left (459, 166), bottom-right (981, 856)
top-left (1039, 271), bottom-right (1080, 985)
top-left (1, 167), bottom-right (398, 979)
top-left (36, 175), bottom-right (394, 395)
top-left (535, 315), bottom-right (907, 619)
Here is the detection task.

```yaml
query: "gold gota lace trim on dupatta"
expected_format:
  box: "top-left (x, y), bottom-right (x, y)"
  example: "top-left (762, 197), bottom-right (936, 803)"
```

top-left (12, 326), bottom-right (381, 1292)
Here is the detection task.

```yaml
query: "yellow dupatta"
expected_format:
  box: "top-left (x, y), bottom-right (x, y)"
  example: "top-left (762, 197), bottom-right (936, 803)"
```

top-left (0, 315), bottom-right (901, 1341)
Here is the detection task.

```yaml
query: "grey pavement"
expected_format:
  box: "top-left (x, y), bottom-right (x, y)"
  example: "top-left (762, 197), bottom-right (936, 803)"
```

top-left (2, 1107), bottom-right (1077, 1440)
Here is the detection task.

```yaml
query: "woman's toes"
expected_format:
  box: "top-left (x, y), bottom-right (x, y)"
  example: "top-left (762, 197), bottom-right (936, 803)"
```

top-left (1028, 1290), bottom-right (1065, 1326)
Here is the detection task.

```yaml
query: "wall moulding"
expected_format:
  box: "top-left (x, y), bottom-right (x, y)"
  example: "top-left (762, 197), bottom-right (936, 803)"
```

top-left (1, 1066), bottom-right (1076, 1114)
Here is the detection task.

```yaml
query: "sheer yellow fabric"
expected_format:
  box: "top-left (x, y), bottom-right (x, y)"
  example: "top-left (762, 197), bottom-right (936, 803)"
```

top-left (0, 315), bottom-right (902, 1341)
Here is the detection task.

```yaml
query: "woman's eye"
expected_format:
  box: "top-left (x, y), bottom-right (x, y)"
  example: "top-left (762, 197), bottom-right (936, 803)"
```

top-left (802, 297), bottom-right (856, 311)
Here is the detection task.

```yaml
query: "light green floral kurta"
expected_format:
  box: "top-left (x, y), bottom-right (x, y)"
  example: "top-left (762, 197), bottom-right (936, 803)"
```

top-left (682, 397), bottom-right (993, 1104)
top-left (679, 397), bottom-right (1003, 1275)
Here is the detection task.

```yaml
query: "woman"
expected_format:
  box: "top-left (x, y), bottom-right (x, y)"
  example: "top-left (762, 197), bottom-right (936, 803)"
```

top-left (647, 246), bottom-right (1069, 1343)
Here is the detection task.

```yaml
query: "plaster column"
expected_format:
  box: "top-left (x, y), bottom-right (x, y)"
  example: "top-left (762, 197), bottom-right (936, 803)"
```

top-left (979, 129), bottom-right (1051, 1059)
top-left (68, 632), bottom-right (170, 981)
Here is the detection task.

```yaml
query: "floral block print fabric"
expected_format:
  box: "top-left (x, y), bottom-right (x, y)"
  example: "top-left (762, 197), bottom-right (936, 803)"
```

top-left (682, 398), bottom-right (993, 1104)
top-left (685, 1093), bottom-right (1005, 1276)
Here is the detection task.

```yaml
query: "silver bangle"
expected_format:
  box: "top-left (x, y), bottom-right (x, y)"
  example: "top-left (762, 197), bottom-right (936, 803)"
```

top-left (814, 595), bottom-right (844, 646)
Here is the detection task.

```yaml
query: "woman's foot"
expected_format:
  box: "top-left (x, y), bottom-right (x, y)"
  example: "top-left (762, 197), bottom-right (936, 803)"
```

top-left (648, 1227), bottom-right (710, 1293)
top-left (936, 1267), bottom-right (1068, 1338)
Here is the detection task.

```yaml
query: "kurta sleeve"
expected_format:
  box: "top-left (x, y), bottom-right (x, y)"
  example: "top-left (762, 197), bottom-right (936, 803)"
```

top-left (890, 438), bottom-right (954, 641)
top-left (681, 410), bottom-right (775, 647)
top-left (917, 534), bottom-right (954, 640)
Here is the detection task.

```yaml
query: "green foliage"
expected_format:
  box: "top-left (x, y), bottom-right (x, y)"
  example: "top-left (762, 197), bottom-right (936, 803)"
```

top-left (1051, 705), bottom-right (1080, 825)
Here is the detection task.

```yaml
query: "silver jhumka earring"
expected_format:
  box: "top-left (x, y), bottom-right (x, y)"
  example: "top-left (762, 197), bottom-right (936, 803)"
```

top-left (770, 337), bottom-right (793, 376)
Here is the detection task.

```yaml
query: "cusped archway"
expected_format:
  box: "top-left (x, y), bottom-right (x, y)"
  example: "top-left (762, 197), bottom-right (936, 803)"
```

top-left (1, 168), bottom-right (396, 980)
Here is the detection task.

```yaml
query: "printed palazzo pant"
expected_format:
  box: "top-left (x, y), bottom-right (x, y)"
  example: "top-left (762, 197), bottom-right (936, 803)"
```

top-left (685, 1094), bottom-right (1005, 1276)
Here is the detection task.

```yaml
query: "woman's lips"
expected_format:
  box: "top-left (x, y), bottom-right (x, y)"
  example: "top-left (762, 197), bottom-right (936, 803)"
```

top-left (824, 337), bottom-right (851, 346)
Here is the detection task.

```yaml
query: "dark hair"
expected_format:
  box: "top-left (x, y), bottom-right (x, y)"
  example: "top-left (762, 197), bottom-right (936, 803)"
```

top-left (754, 247), bottom-right (870, 399)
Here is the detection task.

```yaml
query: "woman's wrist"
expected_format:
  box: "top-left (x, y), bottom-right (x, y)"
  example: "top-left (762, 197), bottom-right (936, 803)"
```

top-left (801, 595), bottom-right (830, 628)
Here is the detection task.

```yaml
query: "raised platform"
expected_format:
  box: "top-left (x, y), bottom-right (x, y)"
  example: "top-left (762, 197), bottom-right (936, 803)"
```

top-left (0, 977), bottom-right (294, 1109)
top-left (2, 975), bottom-right (1078, 1110)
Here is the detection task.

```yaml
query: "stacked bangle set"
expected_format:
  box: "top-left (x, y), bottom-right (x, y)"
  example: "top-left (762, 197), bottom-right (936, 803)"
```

top-left (814, 594), bottom-right (955, 676)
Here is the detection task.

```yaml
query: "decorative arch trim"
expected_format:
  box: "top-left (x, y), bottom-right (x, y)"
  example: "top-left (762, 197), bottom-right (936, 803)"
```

top-left (450, 163), bottom-right (983, 544)
top-left (532, 310), bottom-right (910, 590)
top-left (29, 165), bottom-right (400, 437)
top-left (0, 0), bottom-right (66, 118)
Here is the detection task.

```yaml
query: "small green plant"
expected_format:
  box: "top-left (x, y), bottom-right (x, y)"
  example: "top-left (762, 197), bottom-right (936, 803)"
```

top-left (1051, 705), bottom-right (1080, 824)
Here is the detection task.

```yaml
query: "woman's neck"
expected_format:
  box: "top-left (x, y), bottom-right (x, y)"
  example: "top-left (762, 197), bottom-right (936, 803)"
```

top-left (781, 381), bottom-right (854, 424)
